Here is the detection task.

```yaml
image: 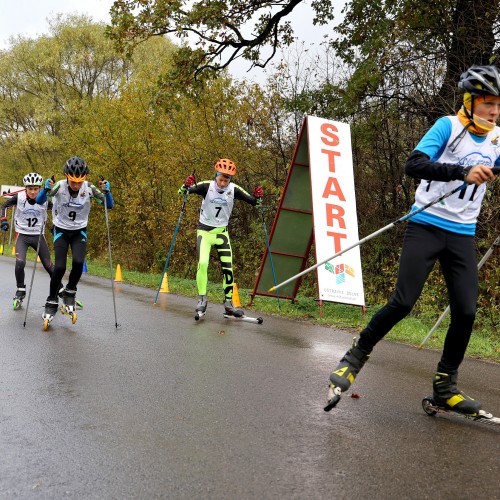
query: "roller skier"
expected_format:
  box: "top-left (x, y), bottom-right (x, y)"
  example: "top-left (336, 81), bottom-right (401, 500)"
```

top-left (178, 159), bottom-right (263, 321)
top-left (36, 156), bottom-right (114, 330)
top-left (325, 65), bottom-right (500, 421)
top-left (1, 172), bottom-right (55, 310)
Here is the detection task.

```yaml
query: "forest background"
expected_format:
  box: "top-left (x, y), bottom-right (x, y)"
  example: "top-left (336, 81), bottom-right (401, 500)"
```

top-left (1, 0), bottom-right (500, 339)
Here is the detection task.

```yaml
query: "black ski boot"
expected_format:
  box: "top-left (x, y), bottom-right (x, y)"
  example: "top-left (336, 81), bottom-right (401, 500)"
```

top-left (61, 288), bottom-right (77, 323)
top-left (13, 286), bottom-right (26, 310)
top-left (42, 296), bottom-right (59, 330)
top-left (325, 339), bottom-right (371, 411)
top-left (195, 295), bottom-right (208, 319)
top-left (224, 298), bottom-right (244, 318)
top-left (432, 371), bottom-right (481, 415)
top-left (196, 295), bottom-right (208, 314)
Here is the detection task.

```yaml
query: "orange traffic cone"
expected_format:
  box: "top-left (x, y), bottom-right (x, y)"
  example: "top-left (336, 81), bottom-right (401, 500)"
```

top-left (160, 273), bottom-right (169, 293)
top-left (232, 283), bottom-right (241, 307)
top-left (114, 264), bottom-right (123, 282)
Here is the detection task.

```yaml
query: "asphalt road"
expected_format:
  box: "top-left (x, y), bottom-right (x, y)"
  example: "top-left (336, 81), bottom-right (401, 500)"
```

top-left (0, 255), bottom-right (499, 499)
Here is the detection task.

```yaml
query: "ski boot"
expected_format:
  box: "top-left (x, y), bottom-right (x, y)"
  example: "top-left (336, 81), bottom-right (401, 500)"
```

top-left (42, 297), bottom-right (59, 331)
top-left (59, 285), bottom-right (83, 309)
top-left (223, 298), bottom-right (244, 318)
top-left (324, 338), bottom-right (371, 411)
top-left (12, 286), bottom-right (26, 310)
top-left (195, 295), bottom-right (208, 320)
top-left (431, 371), bottom-right (481, 416)
top-left (60, 288), bottom-right (77, 324)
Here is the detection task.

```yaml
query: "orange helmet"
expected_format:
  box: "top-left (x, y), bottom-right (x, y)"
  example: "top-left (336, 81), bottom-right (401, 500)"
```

top-left (214, 158), bottom-right (237, 176)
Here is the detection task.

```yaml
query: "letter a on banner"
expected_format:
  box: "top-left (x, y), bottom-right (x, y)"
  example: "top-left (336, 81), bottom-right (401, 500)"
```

top-left (251, 115), bottom-right (365, 308)
top-left (308, 116), bottom-right (365, 307)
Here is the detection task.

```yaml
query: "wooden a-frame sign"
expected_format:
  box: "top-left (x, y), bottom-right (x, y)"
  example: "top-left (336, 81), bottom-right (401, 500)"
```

top-left (250, 118), bottom-right (315, 303)
top-left (250, 115), bottom-right (365, 309)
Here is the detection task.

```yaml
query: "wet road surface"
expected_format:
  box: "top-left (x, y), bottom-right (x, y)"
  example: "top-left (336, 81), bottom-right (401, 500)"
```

top-left (0, 256), bottom-right (499, 499)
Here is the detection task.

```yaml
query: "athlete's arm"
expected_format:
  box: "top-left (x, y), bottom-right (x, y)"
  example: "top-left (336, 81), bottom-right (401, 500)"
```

top-left (405, 117), bottom-right (466, 181)
top-left (234, 185), bottom-right (259, 206)
top-left (1, 194), bottom-right (18, 217)
top-left (187, 181), bottom-right (210, 197)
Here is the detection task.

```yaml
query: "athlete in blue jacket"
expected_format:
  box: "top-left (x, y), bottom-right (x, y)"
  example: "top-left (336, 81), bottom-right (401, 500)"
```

top-left (326, 65), bottom-right (500, 414)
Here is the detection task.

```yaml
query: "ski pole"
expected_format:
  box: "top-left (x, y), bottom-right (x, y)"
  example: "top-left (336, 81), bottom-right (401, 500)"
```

top-left (418, 233), bottom-right (500, 349)
top-left (100, 176), bottom-right (119, 329)
top-left (269, 182), bottom-right (473, 293)
top-left (154, 171), bottom-right (195, 305)
top-left (259, 206), bottom-right (281, 309)
top-left (1, 188), bottom-right (26, 198)
top-left (23, 220), bottom-right (46, 328)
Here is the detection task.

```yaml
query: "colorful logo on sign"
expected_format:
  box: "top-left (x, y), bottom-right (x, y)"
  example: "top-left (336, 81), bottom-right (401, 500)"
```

top-left (325, 262), bottom-right (355, 284)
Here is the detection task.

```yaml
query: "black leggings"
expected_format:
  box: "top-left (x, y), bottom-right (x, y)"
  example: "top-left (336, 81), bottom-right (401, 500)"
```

top-left (14, 233), bottom-right (53, 287)
top-left (49, 226), bottom-right (87, 298)
top-left (358, 222), bottom-right (478, 372)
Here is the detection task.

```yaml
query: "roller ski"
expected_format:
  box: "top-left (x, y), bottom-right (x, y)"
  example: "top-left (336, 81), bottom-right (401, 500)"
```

top-left (12, 286), bottom-right (26, 310)
top-left (421, 371), bottom-right (499, 426)
top-left (58, 285), bottom-right (83, 309)
top-left (194, 295), bottom-right (208, 321)
top-left (42, 297), bottom-right (59, 331)
top-left (422, 398), bottom-right (500, 426)
top-left (324, 339), bottom-right (370, 411)
top-left (222, 299), bottom-right (263, 324)
top-left (60, 288), bottom-right (77, 324)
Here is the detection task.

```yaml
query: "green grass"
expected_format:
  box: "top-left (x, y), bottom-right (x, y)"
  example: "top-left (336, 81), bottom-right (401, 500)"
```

top-left (3, 243), bottom-right (498, 363)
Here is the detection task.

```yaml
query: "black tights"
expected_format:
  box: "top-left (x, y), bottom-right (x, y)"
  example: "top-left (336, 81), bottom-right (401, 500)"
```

top-left (357, 222), bottom-right (478, 372)
top-left (49, 226), bottom-right (87, 298)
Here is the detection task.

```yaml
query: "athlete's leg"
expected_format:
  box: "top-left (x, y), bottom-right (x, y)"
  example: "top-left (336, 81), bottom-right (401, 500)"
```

top-left (215, 229), bottom-right (234, 299)
top-left (14, 234), bottom-right (29, 287)
top-left (357, 223), bottom-right (442, 351)
top-left (438, 232), bottom-right (478, 372)
top-left (37, 235), bottom-right (54, 275)
top-left (66, 229), bottom-right (87, 291)
top-left (51, 228), bottom-right (70, 298)
top-left (196, 229), bottom-right (215, 296)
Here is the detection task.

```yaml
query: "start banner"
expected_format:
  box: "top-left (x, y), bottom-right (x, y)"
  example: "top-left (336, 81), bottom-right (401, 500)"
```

top-left (307, 115), bottom-right (365, 307)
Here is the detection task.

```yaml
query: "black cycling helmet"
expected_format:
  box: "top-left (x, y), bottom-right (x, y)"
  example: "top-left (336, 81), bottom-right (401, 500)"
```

top-left (64, 156), bottom-right (89, 182)
top-left (458, 65), bottom-right (500, 96)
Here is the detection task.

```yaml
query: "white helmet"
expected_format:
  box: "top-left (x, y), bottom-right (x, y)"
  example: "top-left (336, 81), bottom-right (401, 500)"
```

top-left (23, 172), bottom-right (44, 187)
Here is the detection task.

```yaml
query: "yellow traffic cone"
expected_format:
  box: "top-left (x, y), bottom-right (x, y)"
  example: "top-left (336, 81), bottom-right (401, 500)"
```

top-left (37, 255), bottom-right (41, 262)
top-left (114, 264), bottom-right (123, 282)
top-left (232, 283), bottom-right (241, 307)
top-left (160, 273), bottom-right (169, 293)
top-left (0, 244), bottom-right (3, 253)
top-left (12, 246), bottom-right (16, 256)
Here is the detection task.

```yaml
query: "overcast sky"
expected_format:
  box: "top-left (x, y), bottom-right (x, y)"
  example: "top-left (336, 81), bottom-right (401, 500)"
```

top-left (0, 0), bottom-right (341, 82)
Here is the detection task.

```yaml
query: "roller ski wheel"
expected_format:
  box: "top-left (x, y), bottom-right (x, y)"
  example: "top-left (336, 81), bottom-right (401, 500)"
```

top-left (61, 304), bottom-right (77, 324)
top-left (42, 298), bottom-right (58, 331)
top-left (61, 289), bottom-right (77, 324)
top-left (13, 298), bottom-right (23, 311)
top-left (195, 295), bottom-right (207, 320)
top-left (324, 386), bottom-right (342, 412)
top-left (195, 311), bottom-right (206, 321)
top-left (12, 287), bottom-right (26, 310)
top-left (223, 313), bottom-right (263, 324)
top-left (421, 397), bottom-right (500, 426)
